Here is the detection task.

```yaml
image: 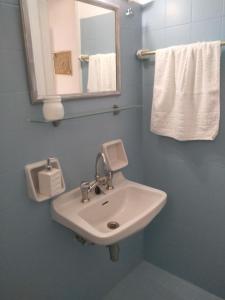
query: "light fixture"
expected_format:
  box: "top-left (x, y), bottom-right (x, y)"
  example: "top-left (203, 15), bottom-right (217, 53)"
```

top-left (42, 96), bottom-right (64, 123)
top-left (128, 0), bottom-right (155, 6)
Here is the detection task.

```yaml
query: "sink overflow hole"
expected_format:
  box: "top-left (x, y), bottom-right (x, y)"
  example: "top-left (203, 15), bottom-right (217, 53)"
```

top-left (107, 221), bottom-right (120, 230)
top-left (102, 201), bottom-right (109, 206)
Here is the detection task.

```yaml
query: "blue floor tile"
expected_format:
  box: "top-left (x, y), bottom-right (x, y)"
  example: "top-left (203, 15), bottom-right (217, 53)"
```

top-left (103, 261), bottom-right (224, 300)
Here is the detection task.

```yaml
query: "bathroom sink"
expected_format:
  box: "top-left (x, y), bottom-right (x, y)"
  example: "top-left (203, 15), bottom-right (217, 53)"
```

top-left (51, 172), bottom-right (167, 245)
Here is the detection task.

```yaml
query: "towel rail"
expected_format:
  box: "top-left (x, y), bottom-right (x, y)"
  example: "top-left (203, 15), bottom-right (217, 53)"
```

top-left (137, 41), bottom-right (225, 60)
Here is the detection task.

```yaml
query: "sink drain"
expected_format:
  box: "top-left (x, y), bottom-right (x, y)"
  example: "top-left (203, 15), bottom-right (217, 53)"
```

top-left (107, 221), bottom-right (120, 230)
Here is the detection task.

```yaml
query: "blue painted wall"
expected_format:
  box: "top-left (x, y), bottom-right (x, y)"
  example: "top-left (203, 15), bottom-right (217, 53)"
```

top-left (142, 0), bottom-right (225, 298)
top-left (2, 0), bottom-right (224, 298)
top-left (81, 12), bottom-right (115, 91)
top-left (0, 1), bottom-right (143, 299)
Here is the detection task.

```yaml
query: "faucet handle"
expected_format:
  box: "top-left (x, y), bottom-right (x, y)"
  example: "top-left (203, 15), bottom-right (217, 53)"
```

top-left (80, 181), bottom-right (90, 191)
top-left (80, 181), bottom-right (90, 203)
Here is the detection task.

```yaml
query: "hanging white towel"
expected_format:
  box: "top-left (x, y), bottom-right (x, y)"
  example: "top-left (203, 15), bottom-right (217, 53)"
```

top-left (151, 41), bottom-right (221, 141)
top-left (87, 53), bottom-right (116, 93)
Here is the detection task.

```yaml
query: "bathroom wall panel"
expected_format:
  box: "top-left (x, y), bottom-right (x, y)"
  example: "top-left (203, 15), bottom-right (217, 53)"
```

top-left (166, 0), bottom-right (192, 27)
top-left (192, 0), bottom-right (224, 22)
top-left (142, 0), bottom-right (225, 298)
top-left (0, 1), bottom-right (144, 299)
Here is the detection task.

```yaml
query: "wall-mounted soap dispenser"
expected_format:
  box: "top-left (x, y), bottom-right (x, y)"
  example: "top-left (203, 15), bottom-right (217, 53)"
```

top-left (25, 157), bottom-right (65, 202)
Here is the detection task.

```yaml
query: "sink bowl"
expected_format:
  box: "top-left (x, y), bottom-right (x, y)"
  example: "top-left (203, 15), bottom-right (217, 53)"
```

top-left (51, 172), bottom-right (167, 245)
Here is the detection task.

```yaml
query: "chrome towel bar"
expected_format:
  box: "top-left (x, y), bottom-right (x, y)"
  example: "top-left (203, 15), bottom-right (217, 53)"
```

top-left (136, 41), bottom-right (225, 60)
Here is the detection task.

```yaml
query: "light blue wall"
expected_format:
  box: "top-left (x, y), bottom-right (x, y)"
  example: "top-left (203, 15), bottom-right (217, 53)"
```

top-left (142, 0), bottom-right (225, 298)
top-left (2, 0), bottom-right (224, 298)
top-left (0, 1), bottom-right (143, 299)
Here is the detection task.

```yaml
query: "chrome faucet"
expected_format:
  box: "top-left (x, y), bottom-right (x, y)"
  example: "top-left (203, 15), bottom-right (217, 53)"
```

top-left (80, 152), bottom-right (114, 203)
top-left (95, 152), bottom-right (107, 182)
top-left (95, 152), bottom-right (114, 190)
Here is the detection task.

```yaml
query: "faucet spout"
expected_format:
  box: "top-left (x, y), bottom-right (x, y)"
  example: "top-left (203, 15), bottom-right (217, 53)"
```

top-left (80, 152), bottom-right (114, 203)
top-left (95, 152), bottom-right (107, 180)
top-left (95, 152), bottom-right (114, 190)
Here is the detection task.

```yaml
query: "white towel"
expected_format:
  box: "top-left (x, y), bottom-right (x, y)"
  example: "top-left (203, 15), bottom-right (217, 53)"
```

top-left (151, 41), bottom-right (221, 141)
top-left (87, 53), bottom-right (116, 93)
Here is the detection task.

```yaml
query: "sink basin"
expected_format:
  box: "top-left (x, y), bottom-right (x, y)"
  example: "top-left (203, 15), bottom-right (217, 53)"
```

top-left (51, 172), bottom-right (167, 245)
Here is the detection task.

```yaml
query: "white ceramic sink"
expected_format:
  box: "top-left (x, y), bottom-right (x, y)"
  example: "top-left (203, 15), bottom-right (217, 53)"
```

top-left (51, 172), bottom-right (167, 245)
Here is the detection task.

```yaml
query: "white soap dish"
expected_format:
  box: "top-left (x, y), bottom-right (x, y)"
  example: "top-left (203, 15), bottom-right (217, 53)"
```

top-left (25, 158), bottom-right (65, 202)
top-left (102, 139), bottom-right (128, 172)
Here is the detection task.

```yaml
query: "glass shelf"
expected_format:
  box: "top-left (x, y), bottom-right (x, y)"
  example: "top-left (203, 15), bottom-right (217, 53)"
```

top-left (28, 105), bottom-right (142, 126)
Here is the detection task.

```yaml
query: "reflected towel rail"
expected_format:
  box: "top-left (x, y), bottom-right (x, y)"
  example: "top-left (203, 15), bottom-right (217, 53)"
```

top-left (79, 55), bottom-right (89, 62)
top-left (136, 41), bottom-right (225, 60)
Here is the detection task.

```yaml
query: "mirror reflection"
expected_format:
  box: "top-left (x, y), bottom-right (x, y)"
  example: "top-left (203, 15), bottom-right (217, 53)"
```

top-left (21, 0), bottom-right (120, 101)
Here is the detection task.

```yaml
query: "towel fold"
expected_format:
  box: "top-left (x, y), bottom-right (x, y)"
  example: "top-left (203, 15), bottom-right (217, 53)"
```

top-left (87, 53), bottom-right (116, 93)
top-left (151, 41), bottom-right (221, 141)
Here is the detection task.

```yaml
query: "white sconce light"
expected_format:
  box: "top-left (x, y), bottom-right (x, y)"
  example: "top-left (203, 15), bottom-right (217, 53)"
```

top-left (42, 96), bottom-right (64, 125)
top-left (128, 0), bottom-right (155, 6)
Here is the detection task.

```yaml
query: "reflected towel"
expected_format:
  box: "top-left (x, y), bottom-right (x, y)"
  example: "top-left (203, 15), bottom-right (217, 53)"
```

top-left (151, 41), bottom-right (221, 141)
top-left (87, 53), bottom-right (116, 93)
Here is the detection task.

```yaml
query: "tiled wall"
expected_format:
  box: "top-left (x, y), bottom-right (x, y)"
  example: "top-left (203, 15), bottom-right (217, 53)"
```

top-left (2, 0), bottom-right (224, 299)
top-left (142, 0), bottom-right (225, 50)
top-left (142, 0), bottom-right (225, 298)
top-left (0, 1), bottom-right (143, 299)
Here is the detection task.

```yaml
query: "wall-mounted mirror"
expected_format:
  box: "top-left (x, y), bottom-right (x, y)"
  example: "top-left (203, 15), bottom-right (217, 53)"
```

top-left (20, 0), bottom-right (121, 103)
